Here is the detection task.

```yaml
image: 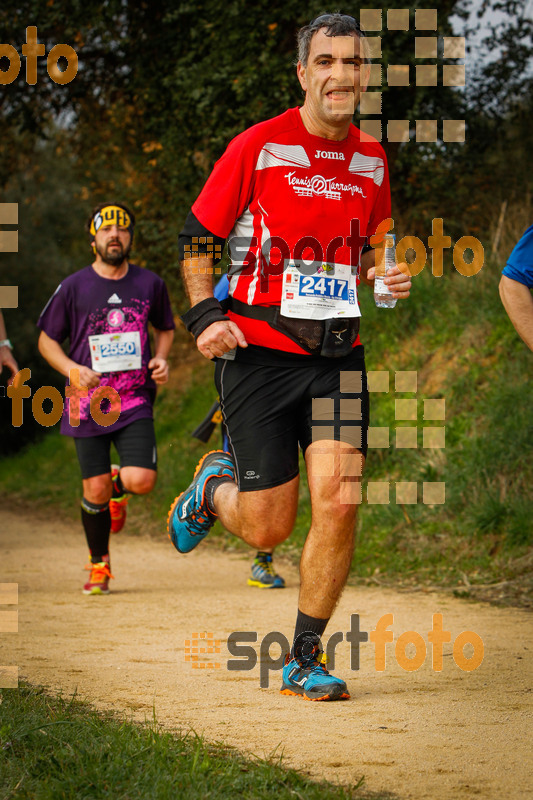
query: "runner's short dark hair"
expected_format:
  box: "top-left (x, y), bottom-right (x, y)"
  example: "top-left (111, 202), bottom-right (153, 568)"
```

top-left (297, 13), bottom-right (366, 66)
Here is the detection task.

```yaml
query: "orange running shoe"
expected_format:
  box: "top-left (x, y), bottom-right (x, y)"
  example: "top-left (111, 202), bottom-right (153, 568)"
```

top-left (83, 556), bottom-right (114, 595)
top-left (110, 464), bottom-right (128, 533)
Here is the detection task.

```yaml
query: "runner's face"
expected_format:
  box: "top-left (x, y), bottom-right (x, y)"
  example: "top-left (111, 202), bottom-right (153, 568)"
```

top-left (94, 224), bottom-right (131, 266)
top-left (297, 29), bottom-right (364, 130)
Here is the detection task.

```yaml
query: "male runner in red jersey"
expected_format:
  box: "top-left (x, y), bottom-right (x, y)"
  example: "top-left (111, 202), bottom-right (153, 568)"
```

top-left (169, 13), bottom-right (411, 699)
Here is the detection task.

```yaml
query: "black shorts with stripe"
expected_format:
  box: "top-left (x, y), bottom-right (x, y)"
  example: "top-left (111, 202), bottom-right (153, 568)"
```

top-left (215, 344), bottom-right (369, 492)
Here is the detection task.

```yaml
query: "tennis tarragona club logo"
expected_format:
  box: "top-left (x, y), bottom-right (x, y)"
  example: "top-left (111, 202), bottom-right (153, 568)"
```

top-left (311, 369), bottom-right (445, 506)
top-left (358, 8), bottom-right (466, 144)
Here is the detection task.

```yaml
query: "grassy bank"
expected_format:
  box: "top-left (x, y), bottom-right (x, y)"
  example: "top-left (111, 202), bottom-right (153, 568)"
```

top-left (0, 685), bottom-right (392, 800)
top-left (1, 257), bottom-right (531, 606)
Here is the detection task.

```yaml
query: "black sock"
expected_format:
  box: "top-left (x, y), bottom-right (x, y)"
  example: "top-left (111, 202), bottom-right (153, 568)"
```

top-left (205, 475), bottom-right (233, 515)
top-left (112, 469), bottom-right (127, 498)
top-left (81, 498), bottom-right (111, 562)
top-left (293, 609), bottom-right (329, 649)
top-left (256, 551), bottom-right (272, 560)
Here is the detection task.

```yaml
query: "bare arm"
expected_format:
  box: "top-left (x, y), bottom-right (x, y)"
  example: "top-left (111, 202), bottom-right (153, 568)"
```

top-left (499, 275), bottom-right (533, 351)
top-left (182, 255), bottom-right (218, 306)
top-left (181, 256), bottom-right (247, 360)
top-left (148, 328), bottom-right (174, 384)
top-left (37, 329), bottom-right (100, 388)
top-left (152, 328), bottom-right (174, 360)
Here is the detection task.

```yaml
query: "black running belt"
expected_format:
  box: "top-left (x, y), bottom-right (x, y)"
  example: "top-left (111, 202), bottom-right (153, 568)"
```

top-left (226, 297), bottom-right (277, 321)
top-left (226, 296), bottom-right (359, 357)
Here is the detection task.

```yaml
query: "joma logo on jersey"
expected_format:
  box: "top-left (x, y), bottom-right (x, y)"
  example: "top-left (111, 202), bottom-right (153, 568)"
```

top-left (315, 150), bottom-right (345, 160)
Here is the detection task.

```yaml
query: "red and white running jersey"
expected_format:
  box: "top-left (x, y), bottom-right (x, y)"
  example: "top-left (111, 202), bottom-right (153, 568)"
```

top-left (193, 107), bottom-right (391, 353)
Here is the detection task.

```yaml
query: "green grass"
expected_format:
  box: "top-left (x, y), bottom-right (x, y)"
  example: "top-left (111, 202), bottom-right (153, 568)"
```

top-left (0, 685), bottom-right (394, 800)
top-left (1, 257), bottom-right (531, 605)
top-left (349, 259), bottom-right (533, 603)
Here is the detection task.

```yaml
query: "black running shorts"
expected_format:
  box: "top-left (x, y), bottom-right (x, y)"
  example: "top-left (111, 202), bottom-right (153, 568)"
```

top-left (74, 418), bottom-right (157, 479)
top-left (215, 344), bottom-right (369, 492)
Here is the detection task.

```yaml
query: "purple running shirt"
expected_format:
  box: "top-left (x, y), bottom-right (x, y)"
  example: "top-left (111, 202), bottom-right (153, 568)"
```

top-left (37, 263), bottom-right (175, 437)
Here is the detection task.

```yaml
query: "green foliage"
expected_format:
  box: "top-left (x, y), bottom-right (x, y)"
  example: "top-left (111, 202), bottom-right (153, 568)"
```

top-left (0, 684), bottom-right (389, 799)
top-left (0, 135), bottom-right (88, 452)
top-left (353, 256), bottom-right (532, 593)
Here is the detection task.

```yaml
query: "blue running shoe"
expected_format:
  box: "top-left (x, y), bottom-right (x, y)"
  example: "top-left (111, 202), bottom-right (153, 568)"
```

top-left (280, 632), bottom-right (350, 701)
top-left (167, 450), bottom-right (235, 554)
top-left (247, 552), bottom-right (285, 589)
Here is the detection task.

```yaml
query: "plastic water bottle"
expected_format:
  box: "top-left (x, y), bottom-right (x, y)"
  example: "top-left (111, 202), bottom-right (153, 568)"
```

top-left (374, 234), bottom-right (397, 309)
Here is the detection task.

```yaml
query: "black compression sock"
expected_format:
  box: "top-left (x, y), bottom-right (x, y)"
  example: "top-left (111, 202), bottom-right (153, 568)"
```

top-left (205, 475), bottom-right (233, 515)
top-left (81, 498), bottom-right (111, 562)
top-left (293, 609), bottom-right (329, 648)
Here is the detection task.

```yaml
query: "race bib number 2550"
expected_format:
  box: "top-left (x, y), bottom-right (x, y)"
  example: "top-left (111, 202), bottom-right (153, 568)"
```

top-left (89, 331), bottom-right (142, 373)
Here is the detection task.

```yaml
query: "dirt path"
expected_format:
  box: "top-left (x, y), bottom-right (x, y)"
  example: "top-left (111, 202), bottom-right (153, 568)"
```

top-left (1, 510), bottom-right (532, 799)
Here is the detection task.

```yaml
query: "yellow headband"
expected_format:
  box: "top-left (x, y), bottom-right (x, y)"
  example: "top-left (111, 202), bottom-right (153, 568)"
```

top-left (90, 205), bottom-right (133, 237)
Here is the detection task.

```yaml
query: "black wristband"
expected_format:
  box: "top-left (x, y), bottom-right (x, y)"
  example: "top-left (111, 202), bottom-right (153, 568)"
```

top-left (181, 298), bottom-right (230, 339)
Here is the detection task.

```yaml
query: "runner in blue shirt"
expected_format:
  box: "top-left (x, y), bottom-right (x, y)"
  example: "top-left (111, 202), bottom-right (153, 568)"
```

top-left (499, 224), bottom-right (533, 351)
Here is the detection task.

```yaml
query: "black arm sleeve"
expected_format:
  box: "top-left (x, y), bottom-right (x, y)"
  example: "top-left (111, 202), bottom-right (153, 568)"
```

top-left (181, 298), bottom-right (229, 339)
top-left (178, 211), bottom-right (226, 265)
